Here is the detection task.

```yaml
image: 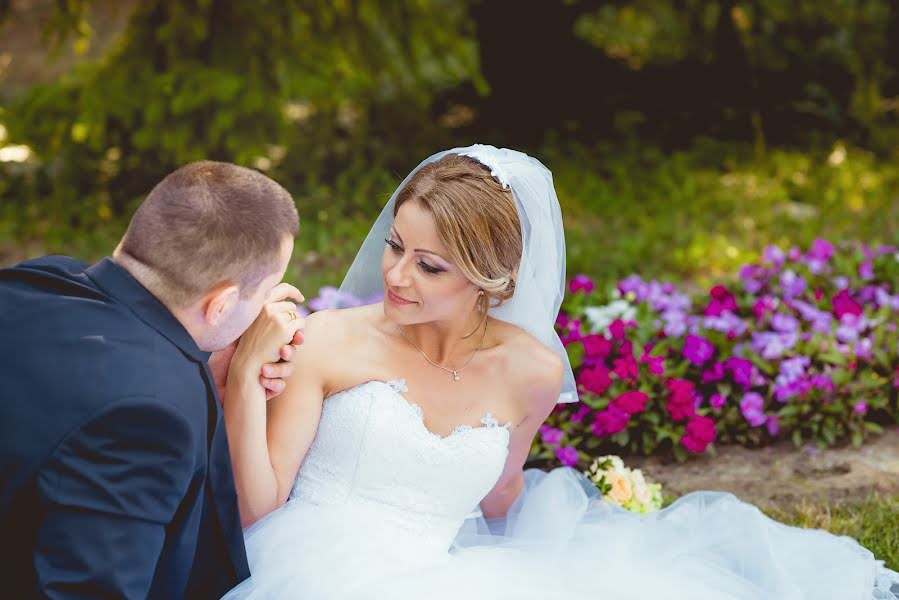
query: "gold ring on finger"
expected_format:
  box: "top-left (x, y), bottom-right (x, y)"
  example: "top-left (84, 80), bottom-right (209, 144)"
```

top-left (287, 310), bottom-right (298, 322)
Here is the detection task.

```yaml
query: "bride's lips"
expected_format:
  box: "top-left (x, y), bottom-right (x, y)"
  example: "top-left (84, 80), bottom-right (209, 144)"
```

top-left (387, 289), bottom-right (416, 306)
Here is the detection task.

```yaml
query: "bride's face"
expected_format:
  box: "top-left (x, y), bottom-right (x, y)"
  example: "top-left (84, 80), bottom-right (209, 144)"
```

top-left (381, 200), bottom-right (480, 325)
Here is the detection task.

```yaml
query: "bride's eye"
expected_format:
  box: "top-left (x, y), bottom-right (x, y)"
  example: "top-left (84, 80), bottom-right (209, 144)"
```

top-left (384, 238), bottom-right (403, 254)
top-left (418, 261), bottom-right (443, 275)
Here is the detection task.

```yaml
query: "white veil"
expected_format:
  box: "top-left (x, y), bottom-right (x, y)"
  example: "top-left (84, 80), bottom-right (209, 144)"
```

top-left (339, 144), bottom-right (576, 403)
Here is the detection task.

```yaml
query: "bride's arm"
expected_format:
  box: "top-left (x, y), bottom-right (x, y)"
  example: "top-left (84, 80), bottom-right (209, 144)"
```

top-left (479, 349), bottom-right (563, 519)
top-left (225, 310), bottom-right (334, 527)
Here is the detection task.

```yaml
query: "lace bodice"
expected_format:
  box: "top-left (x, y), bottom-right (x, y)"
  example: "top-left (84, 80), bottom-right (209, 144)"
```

top-left (289, 380), bottom-right (511, 551)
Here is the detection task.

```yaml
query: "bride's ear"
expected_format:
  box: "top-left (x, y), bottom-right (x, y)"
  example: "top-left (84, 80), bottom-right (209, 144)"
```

top-left (201, 282), bottom-right (240, 325)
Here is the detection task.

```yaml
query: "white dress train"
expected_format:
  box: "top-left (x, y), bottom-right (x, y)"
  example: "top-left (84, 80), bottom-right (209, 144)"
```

top-left (223, 380), bottom-right (899, 600)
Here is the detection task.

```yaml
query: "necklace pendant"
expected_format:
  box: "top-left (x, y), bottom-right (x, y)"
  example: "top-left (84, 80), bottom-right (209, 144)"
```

top-left (453, 371), bottom-right (460, 381)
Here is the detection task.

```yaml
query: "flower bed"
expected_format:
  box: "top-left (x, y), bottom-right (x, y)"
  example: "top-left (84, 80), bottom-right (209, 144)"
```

top-left (538, 240), bottom-right (898, 464)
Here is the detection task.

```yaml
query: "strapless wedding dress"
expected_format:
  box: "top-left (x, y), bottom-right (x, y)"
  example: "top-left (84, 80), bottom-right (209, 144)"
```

top-left (222, 379), bottom-right (898, 599)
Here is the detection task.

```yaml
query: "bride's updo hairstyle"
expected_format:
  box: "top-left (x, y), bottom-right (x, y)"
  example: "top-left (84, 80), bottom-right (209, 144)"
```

top-left (392, 154), bottom-right (523, 306)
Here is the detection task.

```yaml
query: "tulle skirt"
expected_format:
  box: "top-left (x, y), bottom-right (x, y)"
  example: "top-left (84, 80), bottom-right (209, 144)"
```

top-left (223, 468), bottom-right (899, 600)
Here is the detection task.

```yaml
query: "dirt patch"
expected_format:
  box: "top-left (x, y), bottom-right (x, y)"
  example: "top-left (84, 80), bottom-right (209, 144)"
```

top-left (627, 427), bottom-right (899, 510)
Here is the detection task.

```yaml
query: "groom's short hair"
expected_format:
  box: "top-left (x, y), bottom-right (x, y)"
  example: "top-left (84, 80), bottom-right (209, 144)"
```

top-left (117, 161), bottom-right (299, 308)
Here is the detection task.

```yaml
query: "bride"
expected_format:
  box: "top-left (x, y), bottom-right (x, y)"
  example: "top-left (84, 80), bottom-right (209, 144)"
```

top-left (221, 145), bottom-right (898, 599)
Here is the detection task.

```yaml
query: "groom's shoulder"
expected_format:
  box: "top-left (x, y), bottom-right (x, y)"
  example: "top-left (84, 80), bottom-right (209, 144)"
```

top-left (1, 255), bottom-right (94, 291)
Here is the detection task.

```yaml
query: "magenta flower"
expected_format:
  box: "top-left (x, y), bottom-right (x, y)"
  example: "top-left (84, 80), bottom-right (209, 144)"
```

top-left (581, 334), bottom-right (614, 361)
top-left (640, 353), bottom-right (666, 376)
top-left (578, 365), bottom-right (613, 395)
top-left (807, 238), bottom-right (835, 262)
top-left (705, 285), bottom-right (739, 317)
top-left (608, 319), bottom-right (627, 341)
top-left (555, 445), bottom-right (579, 467)
top-left (853, 401), bottom-right (868, 415)
top-left (681, 416), bottom-right (716, 453)
top-left (709, 393), bottom-right (727, 410)
top-left (539, 426), bottom-right (564, 447)
top-left (832, 289), bottom-right (863, 319)
top-left (569, 274), bottom-right (595, 294)
top-left (612, 356), bottom-right (639, 382)
top-left (612, 390), bottom-right (649, 415)
top-left (702, 362), bottom-right (725, 383)
top-left (683, 334), bottom-right (715, 366)
top-left (766, 415), bottom-right (780, 436)
top-left (666, 378), bottom-right (696, 422)
top-left (591, 406), bottom-right (630, 436)
top-left (724, 357), bottom-right (754, 389)
top-left (570, 405), bottom-right (592, 423)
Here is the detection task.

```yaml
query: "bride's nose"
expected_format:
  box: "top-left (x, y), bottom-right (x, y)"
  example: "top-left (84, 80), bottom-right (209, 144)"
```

top-left (385, 255), bottom-right (413, 288)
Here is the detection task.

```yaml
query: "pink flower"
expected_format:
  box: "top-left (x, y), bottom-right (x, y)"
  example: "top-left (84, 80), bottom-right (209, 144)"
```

top-left (609, 319), bottom-right (627, 341)
top-left (705, 285), bottom-right (738, 316)
top-left (681, 415), bottom-right (716, 453)
top-left (581, 334), bottom-right (613, 360)
top-left (578, 365), bottom-right (613, 395)
top-left (591, 406), bottom-right (630, 436)
top-left (612, 390), bottom-right (649, 414)
top-left (666, 378), bottom-right (696, 422)
top-left (539, 425), bottom-right (564, 447)
top-left (640, 353), bottom-right (666, 376)
top-left (853, 401), bottom-right (868, 415)
top-left (832, 289), bottom-right (863, 319)
top-left (612, 356), bottom-right (639, 382)
top-left (555, 445), bottom-right (579, 467)
top-left (569, 274), bottom-right (595, 294)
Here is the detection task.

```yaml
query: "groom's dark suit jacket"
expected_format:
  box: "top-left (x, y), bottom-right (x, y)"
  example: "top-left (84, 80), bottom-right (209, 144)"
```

top-left (0, 256), bottom-right (250, 599)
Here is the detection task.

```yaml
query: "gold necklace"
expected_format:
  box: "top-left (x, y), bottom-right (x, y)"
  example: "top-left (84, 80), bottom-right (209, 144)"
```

top-left (397, 319), bottom-right (488, 382)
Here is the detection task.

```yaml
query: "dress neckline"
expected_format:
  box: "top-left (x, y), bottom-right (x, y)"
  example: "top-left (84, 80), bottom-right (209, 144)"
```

top-left (326, 379), bottom-right (512, 443)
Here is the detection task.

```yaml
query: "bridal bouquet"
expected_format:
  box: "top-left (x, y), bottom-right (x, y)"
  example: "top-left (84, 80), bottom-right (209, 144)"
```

top-left (585, 455), bottom-right (663, 514)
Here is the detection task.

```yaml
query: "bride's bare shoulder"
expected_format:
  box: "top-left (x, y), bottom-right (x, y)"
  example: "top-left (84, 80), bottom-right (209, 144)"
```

top-left (491, 319), bottom-right (565, 408)
top-left (301, 302), bottom-right (384, 351)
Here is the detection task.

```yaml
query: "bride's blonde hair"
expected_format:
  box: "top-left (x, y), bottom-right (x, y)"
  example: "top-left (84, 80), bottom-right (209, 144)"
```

top-left (393, 154), bottom-right (522, 306)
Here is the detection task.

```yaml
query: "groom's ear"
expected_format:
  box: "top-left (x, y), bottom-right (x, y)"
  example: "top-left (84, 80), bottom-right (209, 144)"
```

top-left (201, 282), bottom-right (241, 325)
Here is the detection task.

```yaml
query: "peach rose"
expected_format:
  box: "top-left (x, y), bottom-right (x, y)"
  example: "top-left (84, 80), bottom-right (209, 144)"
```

top-left (604, 470), bottom-right (633, 504)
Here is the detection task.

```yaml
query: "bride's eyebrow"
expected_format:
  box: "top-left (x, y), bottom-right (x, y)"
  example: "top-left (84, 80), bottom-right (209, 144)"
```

top-left (391, 226), bottom-right (450, 263)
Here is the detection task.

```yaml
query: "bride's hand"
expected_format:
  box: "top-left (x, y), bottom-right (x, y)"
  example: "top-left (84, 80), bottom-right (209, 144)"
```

top-left (229, 284), bottom-right (306, 397)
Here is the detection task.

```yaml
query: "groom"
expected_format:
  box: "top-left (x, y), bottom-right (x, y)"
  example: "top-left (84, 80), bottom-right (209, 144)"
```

top-left (0, 162), bottom-right (304, 598)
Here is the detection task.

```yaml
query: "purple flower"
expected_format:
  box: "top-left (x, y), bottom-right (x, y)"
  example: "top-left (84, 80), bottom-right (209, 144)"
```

top-left (702, 361), bottom-right (725, 383)
top-left (703, 311), bottom-right (748, 337)
top-left (569, 274), bottom-right (595, 294)
top-left (683, 334), bottom-right (715, 366)
top-left (308, 286), bottom-right (365, 311)
top-left (832, 276), bottom-right (850, 290)
top-left (710, 393), bottom-right (727, 410)
top-left (853, 338), bottom-right (873, 361)
top-left (763, 245), bottom-right (786, 267)
top-left (810, 374), bottom-right (835, 392)
top-left (751, 331), bottom-right (798, 360)
top-left (766, 415), bottom-right (780, 436)
top-left (875, 288), bottom-right (899, 311)
top-left (807, 238), bottom-right (835, 262)
top-left (740, 392), bottom-right (767, 427)
top-left (539, 425), bottom-right (564, 447)
top-left (770, 313), bottom-right (800, 334)
top-left (853, 401), bottom-right (868, 415)
top-left (555, 445), bottom-right (579, 467)
top-left (739, 264), bottom-right (765, 294)
top-left (662, 309), bottom-right (688, 338)
top-left (570, 405), bottom-right (591, 423)
top-left (724, 357), bottom-right (755, 389)
top-left (835, 313), bottom-right (868, 343)
top-left (779, 270), bottom-right (807, 300)
top-left (859, 261), bottom-right (874, 281)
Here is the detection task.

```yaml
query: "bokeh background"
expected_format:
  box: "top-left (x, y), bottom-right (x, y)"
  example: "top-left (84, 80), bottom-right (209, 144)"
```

top-left (1, 0), bottom-right (898, 293)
